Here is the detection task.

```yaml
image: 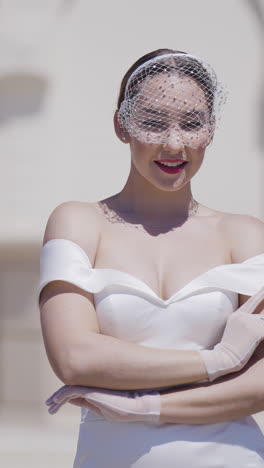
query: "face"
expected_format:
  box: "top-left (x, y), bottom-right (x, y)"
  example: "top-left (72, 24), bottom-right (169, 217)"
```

top-left (133, 74), bottom-right (213, 149)
top-left (116, 74), bottom-right (214, 191)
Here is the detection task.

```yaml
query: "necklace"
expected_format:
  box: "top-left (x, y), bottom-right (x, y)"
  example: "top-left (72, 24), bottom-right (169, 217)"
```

top-left (98, 198), bottom-right (199, 232)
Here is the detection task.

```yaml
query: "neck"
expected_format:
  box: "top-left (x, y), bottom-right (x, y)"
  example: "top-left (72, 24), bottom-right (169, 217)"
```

top-left (112, 164), bottom-right (197, 224)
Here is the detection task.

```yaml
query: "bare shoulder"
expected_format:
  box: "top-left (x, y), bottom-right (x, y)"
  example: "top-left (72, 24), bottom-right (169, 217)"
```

top-left (218, 212), bottom-right (264, 263)
top-left (42, 200), bottom-right (102, 266)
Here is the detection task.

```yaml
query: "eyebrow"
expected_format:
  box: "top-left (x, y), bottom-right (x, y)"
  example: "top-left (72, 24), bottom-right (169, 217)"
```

top-left (141, 107), bottom-right (207, 118)
top-left (181, 110), bottom-right (207, 119)
top-left (141, 107), bottom-right (168, 117)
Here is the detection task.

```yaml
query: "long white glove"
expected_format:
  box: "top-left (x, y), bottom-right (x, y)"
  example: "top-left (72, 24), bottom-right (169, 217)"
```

top-left (45, 385), bottom-right (160, 423)
top-left (199, 285), bottom-right (264, 382)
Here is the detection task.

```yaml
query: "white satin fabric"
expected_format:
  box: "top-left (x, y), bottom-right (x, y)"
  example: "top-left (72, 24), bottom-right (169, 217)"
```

top-left (37, 238), bottom-right (264, 467)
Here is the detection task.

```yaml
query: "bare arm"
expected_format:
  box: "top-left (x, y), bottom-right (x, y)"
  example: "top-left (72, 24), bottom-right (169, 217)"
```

top-left (40, 279), bottom-right (208, 389)
top-left (159, 342), bottom-right (264, 424)
top-left (63, 332), bottom-right (207, 390)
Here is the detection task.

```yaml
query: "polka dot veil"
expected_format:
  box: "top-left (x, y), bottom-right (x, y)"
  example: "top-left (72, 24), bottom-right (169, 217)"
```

top-left (117, 53), bottom-right (227, 149)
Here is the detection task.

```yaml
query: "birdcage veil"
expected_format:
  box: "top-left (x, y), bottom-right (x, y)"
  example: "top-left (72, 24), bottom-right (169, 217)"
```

top-left (117, 52), bottom-right (227, 148)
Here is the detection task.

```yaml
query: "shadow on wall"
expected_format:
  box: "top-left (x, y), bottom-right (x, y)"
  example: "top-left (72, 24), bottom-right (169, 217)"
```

top-left (59, 0), bottom-right (77, 14)
top-left (0, 243), bottom-right (47, 410)
top-left (0, 73), bottom-right (49, 125)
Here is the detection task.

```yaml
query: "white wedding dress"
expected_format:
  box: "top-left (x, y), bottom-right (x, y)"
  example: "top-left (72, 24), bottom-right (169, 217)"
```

top-left (37, 238), bottom-right (264, 467)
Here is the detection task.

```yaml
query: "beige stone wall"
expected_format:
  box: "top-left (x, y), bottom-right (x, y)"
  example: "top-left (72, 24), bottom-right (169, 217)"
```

top-left (0, 1), bottom-right (263, 466)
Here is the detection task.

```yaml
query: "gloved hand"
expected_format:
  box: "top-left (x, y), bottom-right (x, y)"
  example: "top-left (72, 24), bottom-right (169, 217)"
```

top-left (199, 285), bottom-right (264, 381)
top-left (45, 385), bottom-right (160, 423)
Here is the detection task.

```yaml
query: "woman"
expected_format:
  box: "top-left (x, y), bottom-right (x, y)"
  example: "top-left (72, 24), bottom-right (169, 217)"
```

top-left (38, 49), bottom-right (264, 467)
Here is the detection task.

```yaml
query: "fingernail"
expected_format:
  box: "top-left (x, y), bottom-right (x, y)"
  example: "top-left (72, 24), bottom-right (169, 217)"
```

top-left (48, 405), bottom-right (56, 414)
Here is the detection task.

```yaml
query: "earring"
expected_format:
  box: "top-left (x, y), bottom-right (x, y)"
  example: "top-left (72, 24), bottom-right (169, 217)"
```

top-left (122, 136), bottom-right (126, 141)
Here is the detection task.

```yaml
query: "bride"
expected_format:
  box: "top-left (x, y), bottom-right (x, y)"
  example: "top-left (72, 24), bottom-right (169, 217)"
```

top-left (38, 49), bottom-right (264, 467)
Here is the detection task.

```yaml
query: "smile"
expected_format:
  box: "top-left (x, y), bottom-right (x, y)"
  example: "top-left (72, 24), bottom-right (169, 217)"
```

top-left (154, 161), bottom-right (188, 173)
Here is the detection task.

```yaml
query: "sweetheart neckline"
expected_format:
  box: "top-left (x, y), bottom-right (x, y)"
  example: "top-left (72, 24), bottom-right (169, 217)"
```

top-left (43, 238), bottom-right (264, 304)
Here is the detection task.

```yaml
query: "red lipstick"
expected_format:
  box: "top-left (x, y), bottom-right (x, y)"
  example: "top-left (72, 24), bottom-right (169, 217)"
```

top-left (154, 159), bottom-right (188, 174)
top-left (157, 159), bottom-right (186, 162)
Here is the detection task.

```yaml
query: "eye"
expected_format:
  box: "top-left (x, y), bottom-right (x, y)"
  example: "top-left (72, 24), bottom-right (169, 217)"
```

top-left (138, 120), bottom-right (169, 132)
top-left (180, 120), bottom-right (204, 131)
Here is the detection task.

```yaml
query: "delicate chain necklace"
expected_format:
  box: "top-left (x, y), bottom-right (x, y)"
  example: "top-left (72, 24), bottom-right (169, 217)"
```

top-left (98, 198), bottom-right (199, 232)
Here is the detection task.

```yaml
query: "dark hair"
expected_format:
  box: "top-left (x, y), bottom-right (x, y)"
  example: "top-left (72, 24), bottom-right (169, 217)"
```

top-left (117, 48), bottom-right (216, 118)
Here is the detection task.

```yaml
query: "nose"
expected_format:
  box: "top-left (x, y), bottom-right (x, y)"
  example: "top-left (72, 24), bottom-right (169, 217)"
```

top-left (162, 126), bottom-right (184, 153)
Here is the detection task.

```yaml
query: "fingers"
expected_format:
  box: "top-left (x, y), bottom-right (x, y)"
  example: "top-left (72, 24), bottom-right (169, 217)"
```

top-left (47, 397), bottom-right (86, 414)
top-left (45, 385), bottom-right (96, 415)
top-left (45, 385), bottom-right (83, 406)
top-left (47, 400), bottom-right (66, 414)
top-left (47, 395), bottom-right (104, 416)
top-left (45, 385), bottom-right (72, 405)
top-left (239, 286), bottom-right (264, 314)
